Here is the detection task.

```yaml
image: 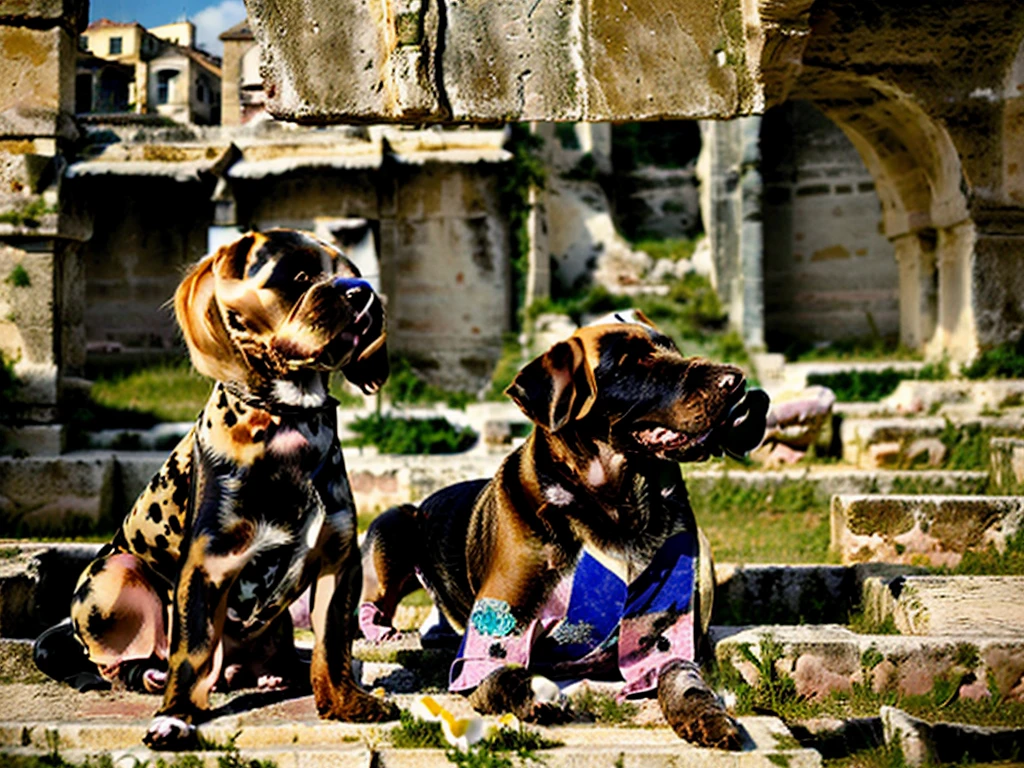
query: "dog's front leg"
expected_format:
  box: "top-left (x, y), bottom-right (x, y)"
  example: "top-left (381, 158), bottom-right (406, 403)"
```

top-left (309, 528), bottom-right (398, 722)
top-left (143, 537), bottom-right (241, 750)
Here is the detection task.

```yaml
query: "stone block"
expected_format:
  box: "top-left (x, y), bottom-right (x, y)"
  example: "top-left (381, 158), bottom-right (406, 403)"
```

top-left (0, 543), bottom-right (101, 637)
top-left (248, 0), bottom-right (760, 124)
top-left (865, 574), bottom-right (1024, 637)
top-left (0, 452), bottom-right (116, 536)
top-left (714, 625), bottom-right (1024, 703)
top-left (0, 247), bottom-right (56, 367)
top-left (0, 0), bottom-right (89, 31)
top-left (0, 638), bottom-right (47, 682)
top-left (0, 423), bottom-right (64, 455)
top-left (882, 706), bottom-right (1024, 768)
top-left (712, 564), bottom-right (856, 625)
top-left (831, 494), bottom-right (1024, 567)
top-left (991, 437), bottom-right (1024, 493)
top-left (0, 27), bottom-right (75, 133)
top-left (842, 413), bottom-right (1024, 469)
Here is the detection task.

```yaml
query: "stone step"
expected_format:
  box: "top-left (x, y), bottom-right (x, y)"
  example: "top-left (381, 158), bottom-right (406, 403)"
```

top-left (713, 625), bottom-right (1024, 703)
top-left (0, 442), bottom-right (992, 538)
top-left (713, 563), bottom-right (923, 626)
top-left (0, 542), bottom-right (922, 639)
top-left (830, 494), bottom-right (1024, 567)
top-left (840, 414), bottom-right (1024, 469)
top-left (0, 714), bottom-right (821, 767)
top-left (0, 542), bottom-right (102, 638)
top-left (862, 575), bottom-right (1024, 637)
top-left (881, 379), bottom-right (1024, 416)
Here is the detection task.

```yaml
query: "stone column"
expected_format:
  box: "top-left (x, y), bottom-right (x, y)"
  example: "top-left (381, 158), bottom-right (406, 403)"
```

top-left (969, 211), bottom-right (1024, 355)
top-left (892, 230), bottom-right (938, 351)
top-left (697, 116), bottom-right (765, 352)
top-left (524, 183), bottom-right (550, 307)
top-left (0, 0), bottom-right (91, 455)
top-left (524, 123), bottom-right (553, 308)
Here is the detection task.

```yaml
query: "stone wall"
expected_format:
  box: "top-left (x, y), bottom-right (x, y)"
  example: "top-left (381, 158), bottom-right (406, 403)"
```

top-left (761, 101), bottom-right (898, 346)
top-left (382, 162), bottom-right (511, 391)
top-left (71, 137), bottom-right (512, 393)
top-left (75, 174), bottom-right (213, 352)
top-left (0, 0), bottom-right (90, 452)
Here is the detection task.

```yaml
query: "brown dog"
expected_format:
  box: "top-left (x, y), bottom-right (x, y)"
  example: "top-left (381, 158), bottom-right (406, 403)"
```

top-left (360, 312), bottom-right (769, 749)
top-left (35, 230), bottom-right (397, 749)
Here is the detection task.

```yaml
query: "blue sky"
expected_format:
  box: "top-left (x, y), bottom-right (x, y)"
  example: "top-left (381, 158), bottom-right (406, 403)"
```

top-left (89, 0), bottom-right (246, 55)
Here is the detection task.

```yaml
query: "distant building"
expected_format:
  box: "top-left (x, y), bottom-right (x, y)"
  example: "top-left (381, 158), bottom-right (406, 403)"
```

top-left (77, 19), bottom-right (222, 124)
top-left (219, 20), bottom-right (264, 126)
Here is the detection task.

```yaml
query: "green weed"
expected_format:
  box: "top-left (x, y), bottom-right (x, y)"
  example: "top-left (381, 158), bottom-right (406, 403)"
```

top-left (5, 264), bottom-right (31, 288)
top-left (389, 710), bottom-right (447, 748)
top-left (847, 610), bottom-right (899, 636)
top-left (383, 355), bottom-right (473, 410)
top-left (0, 198), bottom-right (53, 229)
top-left (807, 361), bottom-right (947, 404)
top-left (486, 335), bottom-right (527, 402)
top-left (632, 237), bottom-right (700, 263)
top-left (946, 528), bottom-right (1024, 576)
top-left (785, 336), bottom-right (922, 364)
top-left (569, 688), bottom-right (639, 725)
top-left (346, 414), bottom-right (477, 455)
top-left (962, 339), bottom-right (1024, 379)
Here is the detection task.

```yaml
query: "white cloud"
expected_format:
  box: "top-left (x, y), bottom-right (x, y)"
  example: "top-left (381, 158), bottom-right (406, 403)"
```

top-left (192, 0), bottom-right (246, 56)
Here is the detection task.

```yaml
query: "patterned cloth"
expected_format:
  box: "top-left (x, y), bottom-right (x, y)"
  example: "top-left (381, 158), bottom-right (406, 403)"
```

top-left (449, 531), bottom-right (698, 698)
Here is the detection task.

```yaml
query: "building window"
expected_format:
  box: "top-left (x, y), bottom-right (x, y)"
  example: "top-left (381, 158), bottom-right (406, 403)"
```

top-left (78, 35), bottom-right (89, 51)
top-left (156, 70), bottom-right (177, 104)
top-left (196, 80), bottom-right (206, 103)
top-left (109, 37), bottom-right (122, 55)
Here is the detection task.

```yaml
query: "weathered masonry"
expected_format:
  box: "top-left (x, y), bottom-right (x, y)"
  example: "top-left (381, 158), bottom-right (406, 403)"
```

top-left (242, 0), bottom-right (1024, 365)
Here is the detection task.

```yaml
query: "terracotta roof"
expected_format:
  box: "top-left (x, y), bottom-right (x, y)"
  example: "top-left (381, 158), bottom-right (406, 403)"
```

top-left (86, 18), bottom-right (139, 30)
top-left (220, 19), bottom-right (254, 41)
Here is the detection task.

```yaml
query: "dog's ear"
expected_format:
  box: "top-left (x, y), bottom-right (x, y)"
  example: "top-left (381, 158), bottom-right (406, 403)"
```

top-left (506, 336), bottom-right (597, 432)
top-left (174, 250), bottom-right (248, 383)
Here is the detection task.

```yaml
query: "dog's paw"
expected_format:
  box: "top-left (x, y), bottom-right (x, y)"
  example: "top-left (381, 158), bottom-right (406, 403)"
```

top-left (142, 715), bottom-right (199, 751)
top-left (317, 689), bottom-right (399, 723)
top-left (468, 668), bottom-right (571, 724)
top-left (658, 660), bottom-right (743, 751)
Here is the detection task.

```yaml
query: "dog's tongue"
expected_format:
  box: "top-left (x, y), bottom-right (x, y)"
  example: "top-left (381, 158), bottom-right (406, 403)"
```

top-left (721, 389), bottom-right (770, 458)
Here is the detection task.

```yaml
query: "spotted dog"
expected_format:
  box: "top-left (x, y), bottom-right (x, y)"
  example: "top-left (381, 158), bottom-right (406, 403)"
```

top-left (360, 313), bottom-right (769, 750)
top-left (34, 230), bottom-right (397, 749)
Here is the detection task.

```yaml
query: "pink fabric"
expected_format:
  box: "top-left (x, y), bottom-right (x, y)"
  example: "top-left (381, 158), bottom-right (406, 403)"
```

top-left (358, 602), bottom-right (396, 643)
top-left (449, 619), bottom-right (541, 691)
top-left (618, 611), bottom-right (694, 697)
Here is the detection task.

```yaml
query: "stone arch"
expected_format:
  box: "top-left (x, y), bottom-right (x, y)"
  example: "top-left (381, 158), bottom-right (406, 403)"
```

top-left (758, 99), bottom-right (899, 350)
top-left (792, 71), bottom-right (975, 360)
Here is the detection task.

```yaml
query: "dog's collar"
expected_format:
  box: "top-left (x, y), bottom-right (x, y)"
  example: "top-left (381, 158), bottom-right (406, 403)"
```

top-left (219, 382), bottom-right (340, 417)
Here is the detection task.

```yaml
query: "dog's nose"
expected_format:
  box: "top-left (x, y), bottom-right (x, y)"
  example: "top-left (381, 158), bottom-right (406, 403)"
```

top-left (333, 276), bottom-right (372, 295)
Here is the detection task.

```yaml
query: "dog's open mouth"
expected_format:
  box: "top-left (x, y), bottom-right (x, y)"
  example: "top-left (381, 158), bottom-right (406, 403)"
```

top-left (630, 388), bottom-right (770, 460)
top-left (632, 426), bottom-right (711, 453)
